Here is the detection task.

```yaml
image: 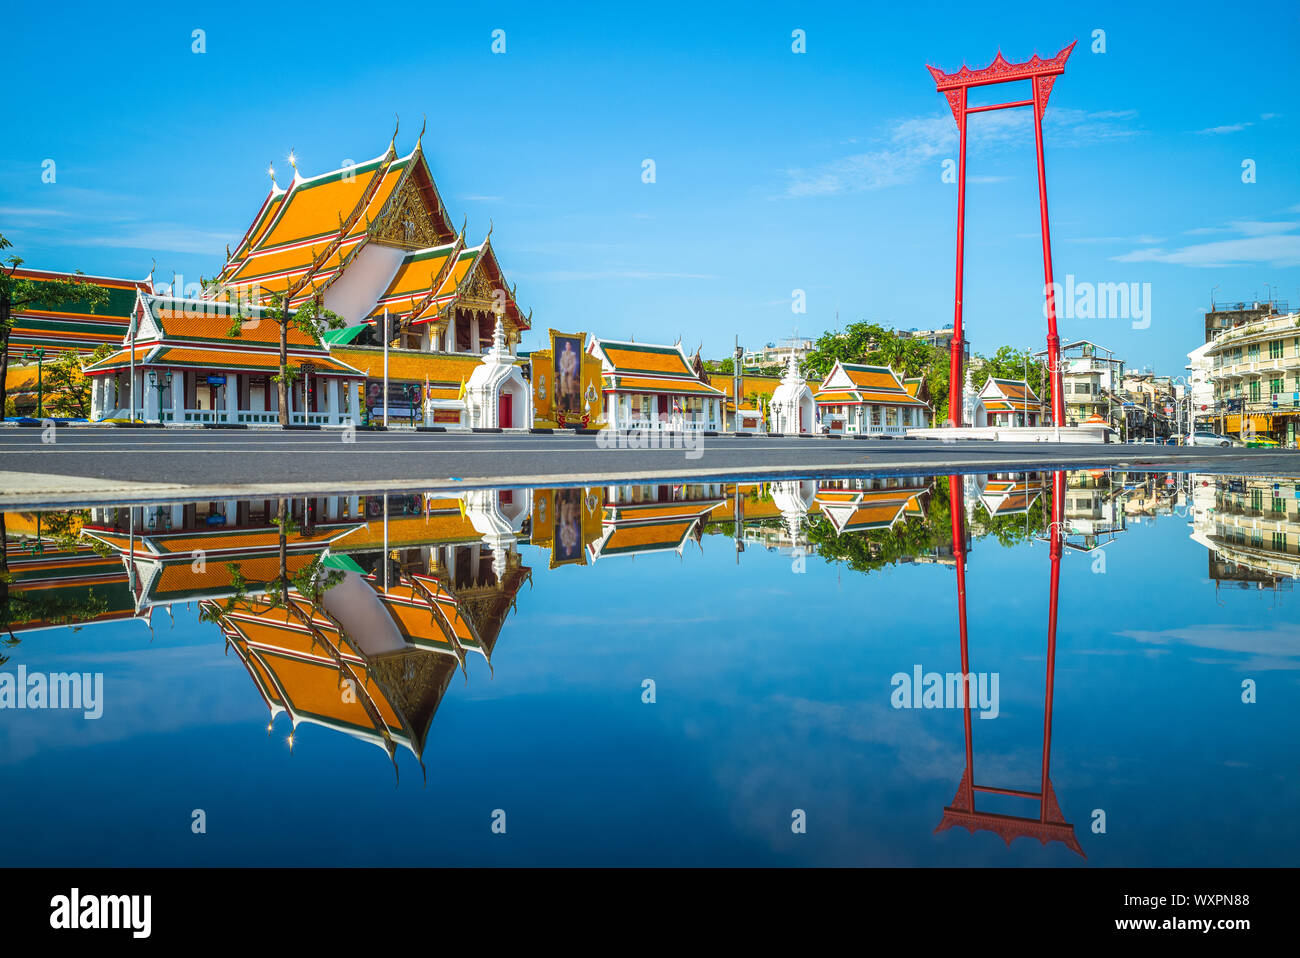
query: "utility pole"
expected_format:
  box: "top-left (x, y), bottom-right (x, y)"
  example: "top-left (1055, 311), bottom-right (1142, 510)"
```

top-left (382, 308), bottom-right (390, 428)
top-left (733, 337), bottom-right (743, 432)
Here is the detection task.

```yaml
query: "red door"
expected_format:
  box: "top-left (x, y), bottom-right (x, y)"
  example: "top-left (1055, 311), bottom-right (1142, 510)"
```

top-left (658, 395), bottom-right (669, 417)
top-left (499, 393), bottom-right (513, 428)
top-left (799, 405), bottom-right (804, 432)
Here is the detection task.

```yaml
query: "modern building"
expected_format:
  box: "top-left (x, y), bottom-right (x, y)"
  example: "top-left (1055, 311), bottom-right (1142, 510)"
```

top-left (1034, 340), bottom-right (1125, 427)
top-left (1203, 308), bottom-right (1300, 445)
top-left (812, 361), bottom-right (932, 435)
top-left (741, 337), bottom-right (812, 369)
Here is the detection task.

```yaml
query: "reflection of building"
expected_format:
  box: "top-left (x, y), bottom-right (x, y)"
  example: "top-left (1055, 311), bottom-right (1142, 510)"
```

top-left (963, 472), bottom-right (1047, 525)
top-left (1, 513), bottom-right (141, 635)
top-left (588, 483), bottom-right (728, 560)
top-left (200, 490), bottom-right (533, 770)
top-left (1189, 475), bottom-right (1299, 590)
top-left (81, 501), bottom-right (364, 613)
top-left (813, 361), bottom-right (931, 436)
top-left (1061, 472), bottom-right (1125, 550)
top-left (814, 477), bottom-right (930, 533)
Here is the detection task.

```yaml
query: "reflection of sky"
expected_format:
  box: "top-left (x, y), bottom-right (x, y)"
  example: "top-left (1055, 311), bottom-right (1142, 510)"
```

top-left (1, 504), bottom-right (1297, 866)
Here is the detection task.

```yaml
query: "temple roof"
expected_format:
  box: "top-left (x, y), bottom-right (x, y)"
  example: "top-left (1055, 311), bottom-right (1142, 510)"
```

top-left (980, 377), bottom-right (1043, 412)
top-left (814, 362), bottom-right (930, 407)
top-left (3, 268), bottom-right (150, 359)
top-left (591, 339), bottom-right (725, 396)
top-left (209, 138), bottom-right (529, 332)
top-left (82, 293), bottom-right (364, 377)
top-left (216, 142), bottom-right (454, 301)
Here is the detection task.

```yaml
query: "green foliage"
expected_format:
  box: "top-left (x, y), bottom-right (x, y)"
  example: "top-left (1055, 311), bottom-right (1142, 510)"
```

top-left (971, 345), bottom-right (1047, 395)
top-left (803, 321), bottom-right (951, 420)
top-left (41, 352), bottom-right (93, 418)
top-left (1, 233), bottom-right (112, 415)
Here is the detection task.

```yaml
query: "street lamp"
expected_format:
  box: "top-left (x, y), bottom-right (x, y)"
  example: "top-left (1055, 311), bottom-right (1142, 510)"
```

top-left (148, 369), bottom-right (173, 418)
top-left (21, 347), bottom-right (46, 417)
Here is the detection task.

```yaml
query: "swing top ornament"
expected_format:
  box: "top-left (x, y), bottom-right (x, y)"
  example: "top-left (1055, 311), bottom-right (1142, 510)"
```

top-left (927, 41), bottom-right (1076, 121)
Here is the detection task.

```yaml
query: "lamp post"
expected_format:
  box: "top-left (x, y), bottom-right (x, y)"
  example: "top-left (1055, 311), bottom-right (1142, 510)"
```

top-left (148, 369), bottom-right (172, 421)
top-left (21, 348), bottom-right (46, 417)
top-left (733, 339), bottom-right (743, 432)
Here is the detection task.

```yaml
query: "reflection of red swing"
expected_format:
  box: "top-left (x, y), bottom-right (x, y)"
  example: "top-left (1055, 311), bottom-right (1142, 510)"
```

top-left (936, 471), bottom-right (1084, 856)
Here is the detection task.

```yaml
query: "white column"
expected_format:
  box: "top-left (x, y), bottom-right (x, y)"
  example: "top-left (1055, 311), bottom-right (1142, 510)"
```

top-left (172, 370), bottom-right (184, 422)
top-left (90, 377), bottom-right (102, 420)
top-left (225, 374), bottom-right (238, 423)
top-left (470, 316), bottom-right (480, 354)
top-left (328, 378), bottom-right (340, 425)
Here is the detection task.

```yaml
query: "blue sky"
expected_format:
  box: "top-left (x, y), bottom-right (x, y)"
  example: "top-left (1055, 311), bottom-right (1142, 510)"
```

top-left (4, 0), bottom-right (1298, 372)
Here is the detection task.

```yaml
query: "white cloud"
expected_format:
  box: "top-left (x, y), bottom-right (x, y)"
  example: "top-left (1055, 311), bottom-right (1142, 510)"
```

top-left (1114, 219), bottom-right (1300, 268)
top-left (1196, 122), bottom-right (1251, 135)
top-left (780, 108), bottom-right (1140, 198)
top-left (1116, 622), bottom-right (1300, 670)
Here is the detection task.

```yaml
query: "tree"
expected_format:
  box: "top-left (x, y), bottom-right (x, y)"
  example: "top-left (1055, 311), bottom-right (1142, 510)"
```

top-left (227, 292), bottom-right (344, 427)
top-left (971, 345), bottom-right (1047, 396)
top-left (42, 345), bottom-right (112, 419)
top-left (802, 320), bottom-right (952, 421)
top-left (0, 234), bottom-right (109, 418)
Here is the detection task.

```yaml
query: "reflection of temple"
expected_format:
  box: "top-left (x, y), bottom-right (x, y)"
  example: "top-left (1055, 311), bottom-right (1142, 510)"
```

top-left (1, 512), bottom-right (141, 635)
top-left (81, 501), bottom-right (364, 615)
top-left (964, 472), bottom-right (1046, 522)
top-left (814, 476), bottom-right (931, 534)
top-left (587, 483), bottom-right (728, 561)
top-left (1189, 474), bottom-right (1299, 591)
top-left (936, 471), bottom-right (1085, 858)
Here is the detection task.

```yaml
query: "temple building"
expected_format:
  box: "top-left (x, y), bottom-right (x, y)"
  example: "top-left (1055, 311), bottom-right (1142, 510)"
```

top-left (972, 378), bottom-right (1045, 428)
top-left (205, 132), bottom-right (531, 428)
top-left (82, 293), bottom-right (365, 424)
top-left (813, 361), bottom-right (932, 435)
top-left (3, 269), bottom-right (151, 416)
top-left (3, 268), bottom-right (148, 360)
top-left (589, 338), bottom-right (725, 431)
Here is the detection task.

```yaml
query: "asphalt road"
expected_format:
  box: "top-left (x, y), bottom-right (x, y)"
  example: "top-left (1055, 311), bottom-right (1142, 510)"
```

top-left (1, 427), bottom-right (1296, 508)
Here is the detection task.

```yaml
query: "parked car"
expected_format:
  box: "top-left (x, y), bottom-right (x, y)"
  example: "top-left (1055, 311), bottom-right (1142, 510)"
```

top-left (1187, 431), bottom-right (1231, 447)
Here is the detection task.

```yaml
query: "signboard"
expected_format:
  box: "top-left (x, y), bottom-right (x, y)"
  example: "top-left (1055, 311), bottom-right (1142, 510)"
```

top-left (206, 375), bottom-right (226, 386)
top-left (365, 380), bottom-right (420, 421)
